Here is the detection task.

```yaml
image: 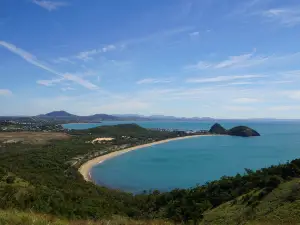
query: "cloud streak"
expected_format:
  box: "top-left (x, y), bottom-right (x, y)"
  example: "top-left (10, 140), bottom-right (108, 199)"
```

top-left (186, 51), bottom-right (269, 70)
top-left (233, 97), bottom-right (261, 104)
top-left (120, 26), bottom-right (194, 48)
top-left (189, 31), bottom-right (200, 37)
top-left (269, 105), bottom-right (300, 111)
top-left (32, 0), bottom-right (68, 11)
top-left (283, 90), bottom-right (300, 100)
top-left (0, 41), bottom-right (98, 90)
top-left (36, 78), bottom-right (64, 86)
top-left (136, 78), bottom-right (172, 84)
top-left (53, 57), bottom-right (75, 64)
top-left (261, 7), bottom-right (300, 27)
top-left (75, 45), bottom-right (116, 61)
top-left (186, 74), bottom-right (264, 83)
top-left (59, 27), bottom-right (191, 62)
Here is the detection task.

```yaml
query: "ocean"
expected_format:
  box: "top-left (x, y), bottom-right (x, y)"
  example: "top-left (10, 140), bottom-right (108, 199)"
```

top-left (64, 121), bottom-right (300, 193)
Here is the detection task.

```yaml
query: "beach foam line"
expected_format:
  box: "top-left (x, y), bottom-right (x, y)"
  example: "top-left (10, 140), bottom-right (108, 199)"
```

top-left (79, 134), bottom-right (216, 182)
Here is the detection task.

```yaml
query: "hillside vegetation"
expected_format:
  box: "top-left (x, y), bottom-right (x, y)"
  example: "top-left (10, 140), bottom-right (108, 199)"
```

top-left (1, 179), bottom-right (300, 225)
top-left (0, 210), bottom-right (171, 225)
top-left (0, 124), bottom-right (300, 224)
top-left (201, 178), bottom-right (300, 225)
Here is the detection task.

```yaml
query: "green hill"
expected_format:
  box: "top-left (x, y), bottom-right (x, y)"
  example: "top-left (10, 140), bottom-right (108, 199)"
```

top-left (201, 178), bottom-right (300, 225)
top-left (2, 178), bottom-right (300, 225)
top-left (69, 123), bottom-right (149, 136)
top-left (0, 210), bottom-right (171, 225)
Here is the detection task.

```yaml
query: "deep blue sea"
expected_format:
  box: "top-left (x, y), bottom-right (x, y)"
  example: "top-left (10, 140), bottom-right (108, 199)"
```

top-left (64, 121), bottom-right (300, 193)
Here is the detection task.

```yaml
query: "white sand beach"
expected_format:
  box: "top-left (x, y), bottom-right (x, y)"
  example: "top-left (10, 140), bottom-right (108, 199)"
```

top-left (79, 135), bottom-right (214, 182)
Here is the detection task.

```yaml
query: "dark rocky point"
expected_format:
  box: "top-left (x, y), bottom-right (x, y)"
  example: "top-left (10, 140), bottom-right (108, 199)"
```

top-left (209, 123), bottom-right (227, 134)
top-left (209, 123), bottom-right (260, 137)
top-left (227, 126), bottom-right (260, 137)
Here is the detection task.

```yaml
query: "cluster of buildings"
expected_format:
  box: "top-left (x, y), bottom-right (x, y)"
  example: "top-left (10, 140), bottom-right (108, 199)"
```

top-left (149, 128), bottom-right (209, 135)
top-left (0, 120), bottom-right (64, 132)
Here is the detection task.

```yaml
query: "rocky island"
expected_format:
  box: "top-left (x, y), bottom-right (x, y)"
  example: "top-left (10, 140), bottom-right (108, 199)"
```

top-left (209, 123), bottom-right (227, 134)
top-left (209, 123), bottom-right (260, 137)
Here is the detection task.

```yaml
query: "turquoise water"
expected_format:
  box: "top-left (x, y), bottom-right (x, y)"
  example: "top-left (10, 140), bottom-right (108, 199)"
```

top-left (64, 121), bottom-right (300, 193)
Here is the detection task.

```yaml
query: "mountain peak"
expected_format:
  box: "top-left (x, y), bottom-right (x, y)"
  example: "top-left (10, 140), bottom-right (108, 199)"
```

top-left (42, 111), bottom-right (76, 117)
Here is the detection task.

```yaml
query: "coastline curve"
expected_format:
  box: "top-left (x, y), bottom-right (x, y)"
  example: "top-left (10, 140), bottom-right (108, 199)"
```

top-left (79, 135), bottom-right (215, 182)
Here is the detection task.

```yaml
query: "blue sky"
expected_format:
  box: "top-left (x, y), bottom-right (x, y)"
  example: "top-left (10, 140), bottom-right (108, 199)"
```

top-left (1, 0), bottom-right (300, 118)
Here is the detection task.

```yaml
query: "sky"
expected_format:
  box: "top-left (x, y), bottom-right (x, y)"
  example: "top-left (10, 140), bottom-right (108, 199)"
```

top-left (1, 0), bottom-right (300, 118)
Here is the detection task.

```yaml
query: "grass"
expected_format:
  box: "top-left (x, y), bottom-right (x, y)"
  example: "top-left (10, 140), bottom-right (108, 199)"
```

top-left (0, 132), bottom-right (70, 144)
top-left (2, 179), bottom-right (300, 224)
top-left (0, 210), bottom-right (172, 225)
top-left (200, 179), bottom-right (300, 225)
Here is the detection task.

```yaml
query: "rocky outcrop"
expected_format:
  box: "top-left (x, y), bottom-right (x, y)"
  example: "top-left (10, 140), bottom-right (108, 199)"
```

top-left (209, 123), bottom-right (260, 137)
top-left (209, 123), bottom-right (227, 134)
top-left (227, 126), bottom-right (260, 137)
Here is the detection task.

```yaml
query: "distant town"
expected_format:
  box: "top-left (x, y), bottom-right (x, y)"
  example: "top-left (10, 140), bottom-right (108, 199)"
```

top-left (0, 119), bottom-right (64, 132)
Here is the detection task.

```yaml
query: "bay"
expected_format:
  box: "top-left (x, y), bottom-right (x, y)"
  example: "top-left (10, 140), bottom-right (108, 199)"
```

top-left (64, 121), bottom-right (300, 193)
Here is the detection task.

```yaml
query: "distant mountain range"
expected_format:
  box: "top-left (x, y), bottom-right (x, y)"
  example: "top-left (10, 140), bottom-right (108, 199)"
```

top-left (36, 111), bottom-right (216, 122)
top-left (1, 111), bottom-right (299, 122)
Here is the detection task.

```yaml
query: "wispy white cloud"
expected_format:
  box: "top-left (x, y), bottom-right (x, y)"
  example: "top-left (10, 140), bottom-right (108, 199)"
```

top-left (186, 74), bottom-right (264, 83)
top-left (281, 70), bottom-right (300, 77)
top-left (36, 78), bottom-right (63, 86)
top-left (224, 106), bottom-right (256, 111)
top-left (186, 50), bottom-right (269, 70)
top-left (120, 26), bottom-right (194, 48)
top-left (283, 90), bottom-right (300, 100)
top-left (189, 31), bottom-right (200, 37)
top-left (215, 52), bottom-right (264, 69)
top-left (90, 100), bottom-right (150, 113)
top-left (75, 45), bottom-right (116, 61)
top-left (62, 27), bottom-right (191, 62)
top-left (0, 41), bottom-right (98, 90)
top-left (230, 0), bottom-right (272, 16)
top-left (63, 73), bottom-right (98, 90)
top-left (32, 0), bottom-right (68, 11)
top-left (102, 45), bottom-right (116, 52)
top-left (136, 78), bottom-right (172, 84)
top-left (53, 57), bottom-right (74, 64)
top-left (272, 80), bottom-right (293, 84)
top-left (186, 61), bottom-right (211, 70)
top-left (227, 81), bottom-right (254, 85)
top-left (269, 105), bottom-right (300, 111)
top-left (261, 8), bottom-right (300, 27)
top-left (0, 41), bottom-right (60, 75)
top-left (233, 97), bottom-right (261, 104)
top-left (0, 89), bottom-right (12, 96)
top-left (214, 81), bottom-right (255, 87)
top-left (76, 49), bottom-right (99, 61)
top-left (61, 87), bottom-right (75, 91)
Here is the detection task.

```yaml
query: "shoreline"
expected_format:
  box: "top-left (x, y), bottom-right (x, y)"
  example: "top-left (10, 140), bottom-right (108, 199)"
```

top-left (79, 134), bottom-right (215, 182)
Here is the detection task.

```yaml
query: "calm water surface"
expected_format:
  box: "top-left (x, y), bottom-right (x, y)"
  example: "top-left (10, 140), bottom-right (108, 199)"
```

top-left (64, 121), bottom-right (300, 193)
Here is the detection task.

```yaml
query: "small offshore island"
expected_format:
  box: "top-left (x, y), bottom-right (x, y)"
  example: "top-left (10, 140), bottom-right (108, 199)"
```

top-left (209, 123), bottom-right (261, 137)
top-left (2, 117), bottom-right (300, 225)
